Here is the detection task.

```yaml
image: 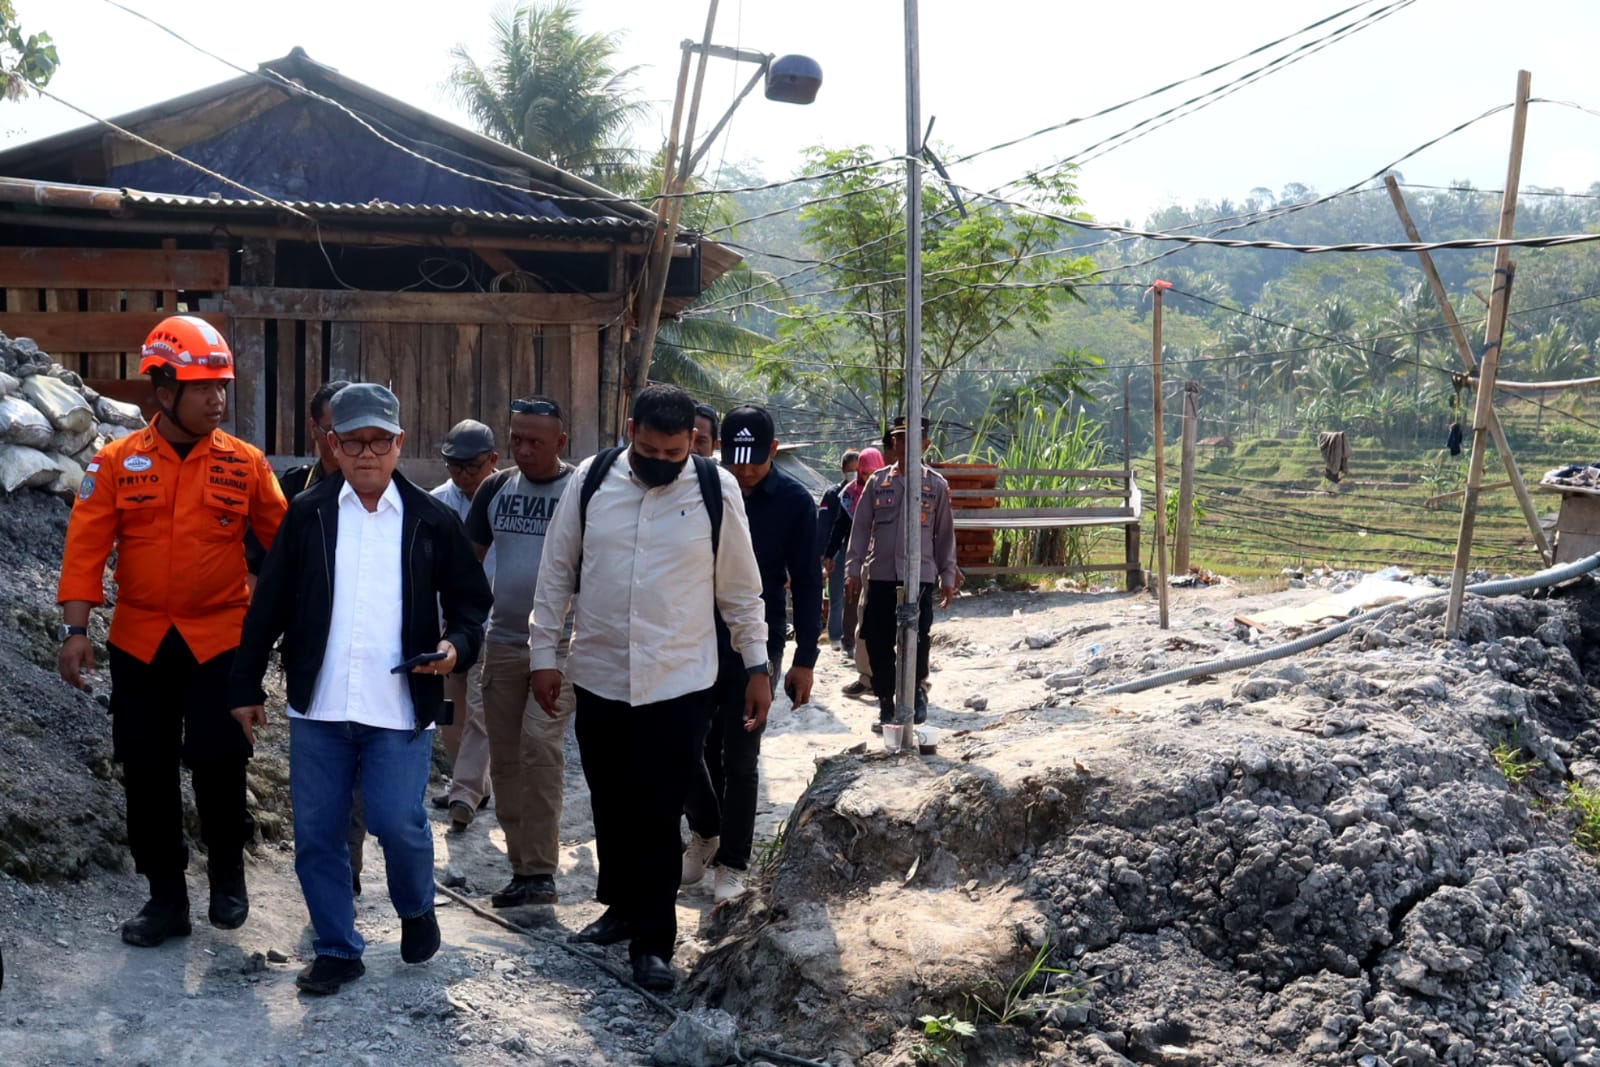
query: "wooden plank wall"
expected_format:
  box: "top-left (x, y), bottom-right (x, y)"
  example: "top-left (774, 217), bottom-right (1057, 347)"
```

top-left (0, 247), bottom-right (230, 381)
top-left (254, 317), bottom-right (605, 464)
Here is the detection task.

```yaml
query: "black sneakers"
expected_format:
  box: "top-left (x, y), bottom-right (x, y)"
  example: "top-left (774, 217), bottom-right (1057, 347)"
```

top-left (208, 866), bottom-right (249, 930)
top-left (120, 895), bottom-right (192, 948)
top-left (490, 874), bottom-right (558, 909)
top-left (295, 955), bottom-right (366, 995)
top-left (400, 908), bottom-right (441, 964)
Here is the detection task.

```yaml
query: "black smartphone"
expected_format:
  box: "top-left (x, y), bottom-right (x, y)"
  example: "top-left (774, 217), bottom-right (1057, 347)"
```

top-left (785, 678), bottom-right (800, 704)
top-left (390, 650), bottom-right (448, 674)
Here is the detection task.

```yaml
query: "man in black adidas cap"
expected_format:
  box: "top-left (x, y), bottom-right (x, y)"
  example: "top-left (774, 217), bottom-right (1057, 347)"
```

top-left (680, 403), bottom-right (822, 905)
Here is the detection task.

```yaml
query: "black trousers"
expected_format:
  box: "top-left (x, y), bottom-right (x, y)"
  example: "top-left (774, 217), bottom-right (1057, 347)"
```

top-left (574, 685), bottom-right (710, 961)
top-left (684, 657), bottom-right (778, 872)
top-left (108, 628), bottom-right (251, 881)
top-left (863, 581), bottom-right (934, 710)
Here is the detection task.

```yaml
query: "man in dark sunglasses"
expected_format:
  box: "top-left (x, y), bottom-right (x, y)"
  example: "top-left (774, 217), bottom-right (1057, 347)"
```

top-left (465, 394), bottom-right (577, 911)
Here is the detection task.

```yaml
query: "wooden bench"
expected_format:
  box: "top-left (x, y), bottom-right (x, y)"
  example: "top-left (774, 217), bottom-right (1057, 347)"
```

top-left (941, 465), bottom-right (1145, 590)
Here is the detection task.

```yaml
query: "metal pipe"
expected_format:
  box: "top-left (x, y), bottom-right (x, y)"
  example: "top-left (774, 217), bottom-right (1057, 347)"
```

top-left (0, 177), bottom-right (124, 213)
top-left (1096, 550), bottom-right (1600, 697)
top-left (895, 0), bottom-right (924, 736)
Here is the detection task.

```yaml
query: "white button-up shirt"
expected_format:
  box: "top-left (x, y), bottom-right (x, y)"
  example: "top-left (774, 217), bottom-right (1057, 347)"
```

top-left (530, 449), bottom-right (767, 706)
top-left (290, 479), bottom-right (416, 731)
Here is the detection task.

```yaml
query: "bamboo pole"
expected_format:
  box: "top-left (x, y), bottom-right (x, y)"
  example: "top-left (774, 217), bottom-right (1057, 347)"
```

top-left (1447, 70), bottom-right (1532, 637)
top-left (1175, 380), bottom-right (1198, 572)
top-left (1151, 282), bottom-right (1170, 628)
top-left (1383, 174), bottom-right (1551, 563)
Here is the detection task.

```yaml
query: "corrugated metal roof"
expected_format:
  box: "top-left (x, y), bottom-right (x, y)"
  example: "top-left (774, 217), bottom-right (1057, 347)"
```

top-left (120, 189), bottom-right (655, 230)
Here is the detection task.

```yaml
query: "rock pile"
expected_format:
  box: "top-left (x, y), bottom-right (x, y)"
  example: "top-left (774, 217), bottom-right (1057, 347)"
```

top-left (0, 333), bottom-right (146, 496)
top-left (692, 589), bottom-right (1600, 1066)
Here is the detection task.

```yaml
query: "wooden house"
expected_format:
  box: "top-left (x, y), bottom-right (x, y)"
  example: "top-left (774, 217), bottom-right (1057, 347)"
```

top-left (0, 48), bottom-right (737, 474)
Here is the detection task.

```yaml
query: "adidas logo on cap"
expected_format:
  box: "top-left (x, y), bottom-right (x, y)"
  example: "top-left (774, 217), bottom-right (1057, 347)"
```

top-left (734, 427), bottom-right (755, 441)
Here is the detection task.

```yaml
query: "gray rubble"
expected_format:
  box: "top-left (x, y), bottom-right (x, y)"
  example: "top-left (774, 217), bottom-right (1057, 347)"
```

top-left (692, 586), bottom-right (1600, 1066)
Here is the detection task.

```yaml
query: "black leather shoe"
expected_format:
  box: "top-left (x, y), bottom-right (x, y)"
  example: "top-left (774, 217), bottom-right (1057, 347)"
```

top-left (569, 912), bottom-right (632, 946)
top-left (433, 792), bottom-right (491, 811)
top-left (207, 867), bottom-right (249, 930)
top-left (121, 896), bottom-right (192, 948)
top-left (400, 907), bottom-right (441, 964)
top-left (631, 954), bottom-right (675, 992)
top-left (295, 955), bottom-right (365, 995)
top-left (491, 874), bottom-right (558, 909)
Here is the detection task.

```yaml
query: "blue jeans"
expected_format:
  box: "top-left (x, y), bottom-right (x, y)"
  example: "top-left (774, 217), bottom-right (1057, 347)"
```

top-left (826, 547), bottom-right (846, 643)
top-left (290, 718), bottom-right (435, 959)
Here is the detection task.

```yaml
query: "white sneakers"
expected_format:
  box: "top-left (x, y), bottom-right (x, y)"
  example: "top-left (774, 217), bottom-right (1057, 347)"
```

top-left (681, 832), bottom-right (720, 886)
top-left (712, 865), bottom-right (747, 904)
top-left (682, 833), bottom-right (750, 902)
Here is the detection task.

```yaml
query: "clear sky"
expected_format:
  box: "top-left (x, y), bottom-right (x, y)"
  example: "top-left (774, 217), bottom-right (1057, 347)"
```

top-left (6, 0), bottom-right (1600, 226)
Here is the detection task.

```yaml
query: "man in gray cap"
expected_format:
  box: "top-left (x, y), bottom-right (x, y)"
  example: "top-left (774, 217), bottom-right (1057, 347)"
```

top-left (228, 383), bottom-right (491, 995)
top-left (430, 420), bottom-right (500, 829)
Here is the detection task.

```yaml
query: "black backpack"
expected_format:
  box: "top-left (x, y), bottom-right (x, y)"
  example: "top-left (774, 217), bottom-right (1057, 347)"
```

top-left (575, 447), bottom-right (722, 591)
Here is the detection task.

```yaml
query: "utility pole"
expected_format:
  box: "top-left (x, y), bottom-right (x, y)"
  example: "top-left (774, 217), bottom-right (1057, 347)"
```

top-left (1383, 174), bottom-right (1550, 565)
top-left (1150, 280), bottom-right (1171, 628)
top-left (895, 0), bottom-right (925, 739)
top-left (1447, 70), bottom-right (1532, 636)
top-left (1175, 380), bottom-right (1198, 573)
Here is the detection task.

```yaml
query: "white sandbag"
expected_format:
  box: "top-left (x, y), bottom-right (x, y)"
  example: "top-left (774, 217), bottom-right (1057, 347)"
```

top-left (0, 443), bottom-right (57, 492)
top-left (21, 374), bottom-right (94, 433)
top-left (0, 371), bottom-right (18, 396)
top-left (71, 438), bottom-right (103, 468)
top-left (46, 452), bottom-right (85, 496)
top-left (97, 422), bottom-right (133, 443)
top-left (96, 395), bottom-right (145, 429)
top-left (47, 425), bottom-right (96, 458)
top-left (0, 394), bottom-right (54, 448)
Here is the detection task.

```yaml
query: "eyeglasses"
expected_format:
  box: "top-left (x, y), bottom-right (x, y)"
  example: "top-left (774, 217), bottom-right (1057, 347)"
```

top-left (511, 399), bottom-right (560, 418)
top-left (445, 455), bottom-right (491, 475)
top-left (336, 436), bottom-right (396, 457)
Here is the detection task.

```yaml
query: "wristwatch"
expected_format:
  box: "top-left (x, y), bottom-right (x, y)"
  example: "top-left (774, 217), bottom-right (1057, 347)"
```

top-left (747, 662), bottom-right (770, 678)
top-left (57, 624), bottom-right (88, 642)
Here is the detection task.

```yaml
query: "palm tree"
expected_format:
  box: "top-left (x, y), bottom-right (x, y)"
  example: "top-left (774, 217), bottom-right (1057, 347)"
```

top-left (447, 2), bottom-right (648, 187)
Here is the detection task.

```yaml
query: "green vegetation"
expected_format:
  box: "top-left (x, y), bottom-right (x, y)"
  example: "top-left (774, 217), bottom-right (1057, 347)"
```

top-left (965, 940), bottom-right (1091, 1026)
top-left (1568, 783), bottom-right (1600, 854)
top-left (910, 1014), bottom-right (977, 1066)
top-left (1490, 735), bottom-right (1541, 786)
top-left (1, 0), bottom-right (57, 100)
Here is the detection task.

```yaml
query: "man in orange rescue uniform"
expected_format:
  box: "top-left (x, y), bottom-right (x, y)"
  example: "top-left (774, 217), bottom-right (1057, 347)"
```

top-left (57, 314), bottom-right (288, 947)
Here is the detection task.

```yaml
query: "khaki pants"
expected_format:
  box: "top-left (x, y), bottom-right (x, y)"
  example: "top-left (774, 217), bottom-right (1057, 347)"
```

top-left (440, 661), bottom-right (490, 809)
top-left (481, 641), bottom-right (574, 877)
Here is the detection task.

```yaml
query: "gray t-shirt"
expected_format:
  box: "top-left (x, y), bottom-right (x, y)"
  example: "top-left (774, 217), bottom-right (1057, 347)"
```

top-left (466, 464), bottom-right (574, 646)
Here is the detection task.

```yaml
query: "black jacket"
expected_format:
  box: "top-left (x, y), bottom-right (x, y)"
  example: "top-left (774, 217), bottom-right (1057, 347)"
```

top-left (226, 470), bottom-right (492, 730)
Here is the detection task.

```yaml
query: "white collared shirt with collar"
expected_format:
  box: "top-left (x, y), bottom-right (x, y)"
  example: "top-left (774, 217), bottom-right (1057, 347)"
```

top-left (529, 448), bottom-right (767, 706)
top-left (291, 478), bottom-right (417, 731)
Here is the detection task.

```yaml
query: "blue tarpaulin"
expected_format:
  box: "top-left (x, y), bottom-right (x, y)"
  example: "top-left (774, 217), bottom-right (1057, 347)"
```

top-left (108, 95), bottom-right (570, 219)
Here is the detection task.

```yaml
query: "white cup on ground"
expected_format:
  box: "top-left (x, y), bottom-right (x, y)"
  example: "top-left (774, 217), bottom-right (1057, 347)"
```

top-left (881, 723), bottom-right (904, 753)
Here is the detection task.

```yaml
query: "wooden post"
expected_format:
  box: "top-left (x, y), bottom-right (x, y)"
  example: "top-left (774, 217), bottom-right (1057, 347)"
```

top-left (1150, 281), bottom-right (1171, 628)
top-left (1175, 380), bottom-right (1198, 572)
top-left (1123, 373), bottom-right (1141, 590)
top-left (1383, 174), bottom-right (1551, 563)
top-left (1447, 70), bottom-right (1532, 637)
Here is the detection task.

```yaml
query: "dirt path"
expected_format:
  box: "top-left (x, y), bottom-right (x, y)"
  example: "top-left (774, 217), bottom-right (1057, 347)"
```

top-left (0, 579), bottom-right (1326, 1066)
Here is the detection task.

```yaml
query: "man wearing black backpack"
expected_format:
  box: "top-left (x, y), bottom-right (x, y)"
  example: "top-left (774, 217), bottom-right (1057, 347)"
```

top-left (529, 384), bottom-right (768, 992)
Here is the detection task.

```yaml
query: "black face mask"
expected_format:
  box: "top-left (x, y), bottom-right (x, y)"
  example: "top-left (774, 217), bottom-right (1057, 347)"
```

top-left (631, 451), bottom-right (687, 488)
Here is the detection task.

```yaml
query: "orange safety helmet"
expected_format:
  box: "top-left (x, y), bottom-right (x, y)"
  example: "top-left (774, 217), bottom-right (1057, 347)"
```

top-left (139, 315), bottom-right (235, 380)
